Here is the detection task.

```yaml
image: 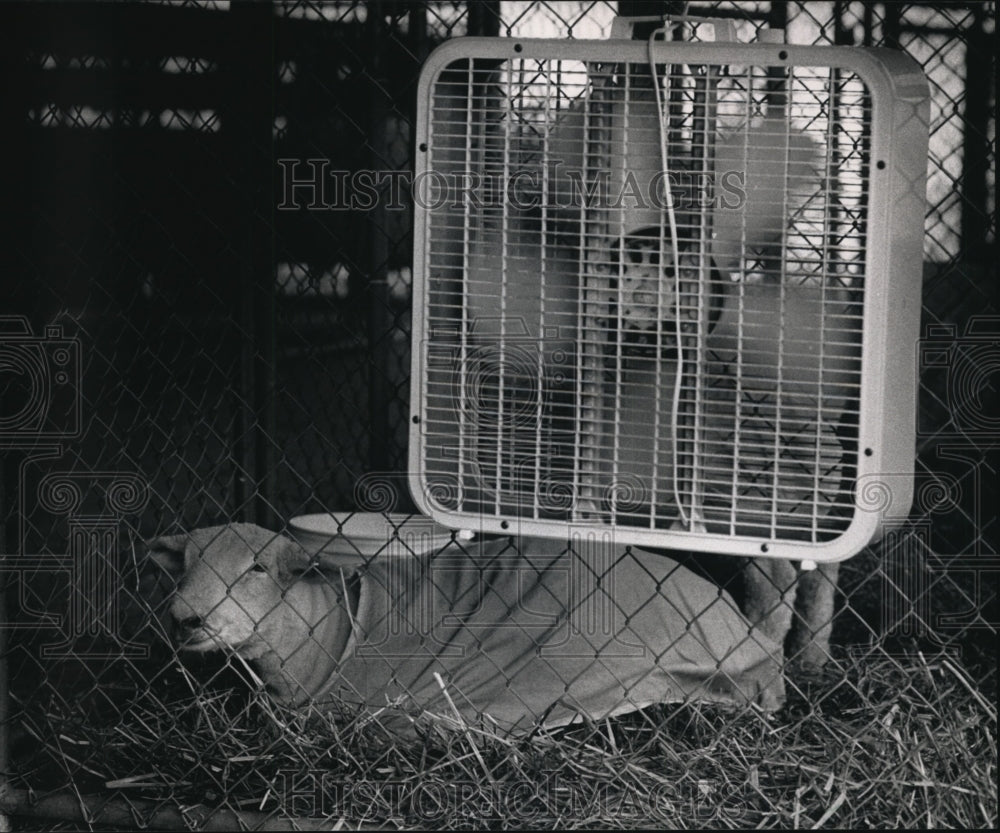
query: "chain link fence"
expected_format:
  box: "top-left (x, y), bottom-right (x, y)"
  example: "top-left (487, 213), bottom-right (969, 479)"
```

top-left (0, 1), bottom-right (995, 829)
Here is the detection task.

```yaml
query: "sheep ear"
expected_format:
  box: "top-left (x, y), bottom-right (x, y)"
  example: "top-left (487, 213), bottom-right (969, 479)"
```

top-left (274, 537), bottom-right (316, 580)
top-left (146, 534), bottom-right (189, 575)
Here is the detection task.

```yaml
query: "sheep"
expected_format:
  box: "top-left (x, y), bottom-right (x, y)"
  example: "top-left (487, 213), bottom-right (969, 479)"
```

top-left (742, 557), bottom-right (839, 670)
top-left (150, 523), bottom-right (786, 736)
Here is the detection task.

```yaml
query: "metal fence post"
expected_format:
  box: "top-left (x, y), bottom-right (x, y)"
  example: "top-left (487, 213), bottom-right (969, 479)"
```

top-left (366, 1), bottom-right (393, 478)
top-left (961, 4), bottom-right (992, 263)
top-left (227, 0), bottom-right (278, 527)
top-left (0, 459), bottom-right (11, 831)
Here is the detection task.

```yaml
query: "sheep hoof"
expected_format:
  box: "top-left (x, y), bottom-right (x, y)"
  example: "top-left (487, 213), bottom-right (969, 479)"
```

top-left (788, 645), bottom-right (839, 677)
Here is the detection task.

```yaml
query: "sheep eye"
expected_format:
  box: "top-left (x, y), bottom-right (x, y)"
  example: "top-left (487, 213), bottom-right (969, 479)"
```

top-left (249, 562), bottom-right (267, 574)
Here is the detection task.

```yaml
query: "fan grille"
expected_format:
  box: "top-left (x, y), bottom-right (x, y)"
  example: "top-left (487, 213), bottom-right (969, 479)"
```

top-left (415, 50), bottom-right (871, 547)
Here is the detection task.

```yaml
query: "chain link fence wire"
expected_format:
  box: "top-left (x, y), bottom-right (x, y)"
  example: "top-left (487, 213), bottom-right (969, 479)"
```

top-left (0, 1), bottom-right (995, 829)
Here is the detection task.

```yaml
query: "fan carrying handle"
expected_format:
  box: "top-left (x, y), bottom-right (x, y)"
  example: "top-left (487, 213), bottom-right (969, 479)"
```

top-left (611, 11), bottom-right (738, 43)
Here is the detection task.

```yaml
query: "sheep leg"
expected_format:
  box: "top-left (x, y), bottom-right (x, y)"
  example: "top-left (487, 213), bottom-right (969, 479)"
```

top-left (742, 558), bottom-right (798, 653)
top-left (788, 561), bottom-right (839, 668)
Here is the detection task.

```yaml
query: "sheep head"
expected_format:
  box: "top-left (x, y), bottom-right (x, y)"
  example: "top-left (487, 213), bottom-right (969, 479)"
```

top-left (148, 524), bottom-right (313, 659)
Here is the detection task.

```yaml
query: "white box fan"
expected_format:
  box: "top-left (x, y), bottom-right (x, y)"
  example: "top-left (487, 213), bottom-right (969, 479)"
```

top-left (408, 25), bottom-right (929, 562)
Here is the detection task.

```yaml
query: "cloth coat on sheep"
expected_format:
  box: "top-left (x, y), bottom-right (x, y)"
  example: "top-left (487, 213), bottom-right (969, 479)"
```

top-left (298, 534), bottom-right (786, 734)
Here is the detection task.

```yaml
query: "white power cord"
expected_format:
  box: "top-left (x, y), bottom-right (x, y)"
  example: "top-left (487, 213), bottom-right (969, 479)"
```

top-left (647, 7), bottom-right (700, 531)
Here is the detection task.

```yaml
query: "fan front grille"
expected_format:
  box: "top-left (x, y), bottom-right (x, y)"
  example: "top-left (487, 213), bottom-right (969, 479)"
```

top-left (416, 50), bottom-right (870, 547)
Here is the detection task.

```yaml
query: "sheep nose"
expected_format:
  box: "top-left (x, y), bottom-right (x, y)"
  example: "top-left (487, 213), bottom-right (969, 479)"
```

top-left (177, 615), bottom-right (203, 635)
